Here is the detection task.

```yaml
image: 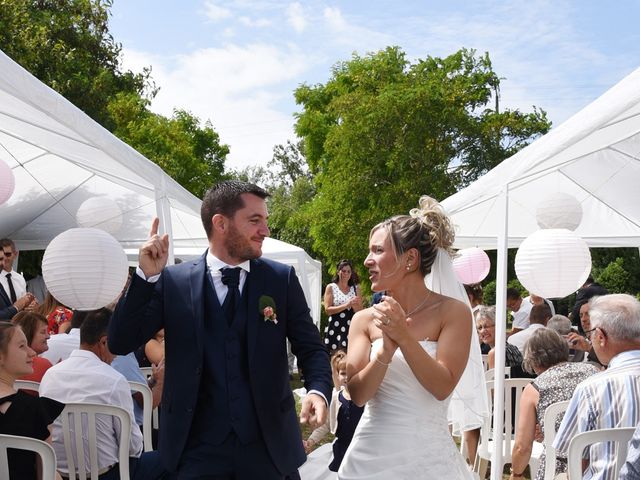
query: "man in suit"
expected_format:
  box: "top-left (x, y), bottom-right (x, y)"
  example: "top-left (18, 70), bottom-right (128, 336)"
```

top-left (109, 181), bottom-right (332, 479)
top-left (0, 243), bottom-right (35, 319)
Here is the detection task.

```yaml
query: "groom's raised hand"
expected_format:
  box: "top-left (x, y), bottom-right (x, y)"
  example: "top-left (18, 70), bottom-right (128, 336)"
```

top-left (299, 393), bottom-right (327, 428)
top-left (140, 217), bottom-right (170, 278)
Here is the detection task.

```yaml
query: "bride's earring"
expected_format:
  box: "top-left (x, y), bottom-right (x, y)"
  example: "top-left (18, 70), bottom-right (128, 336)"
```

top-left (406, 264), bottom-right (411, 271)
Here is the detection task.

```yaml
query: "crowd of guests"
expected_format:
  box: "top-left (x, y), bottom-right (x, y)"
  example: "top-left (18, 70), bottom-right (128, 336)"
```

top-left (0, 237), bottom-right (167, 479)
top-left (466, 278), bottom-right (640, 480)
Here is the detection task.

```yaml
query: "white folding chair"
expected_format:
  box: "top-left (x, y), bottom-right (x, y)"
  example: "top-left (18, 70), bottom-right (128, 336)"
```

top-left (0, 433), bottom-right (57, 480)
top-left (542, 400), bottom-right (570, 480)
top-left (129, 381), bottom-right (153, 452)
top-left (474, 378), bottom-right (534, 479)
top-left (139, 367), bottom-right (159, 429)
top-left (485, 366), bottom-right (511, 381)
top-left (566, 427), bottom-right (635, 480)
top-left (59, 402), bottom-right (132, 480)
top-left (14, 379), bottom-right (40, 393)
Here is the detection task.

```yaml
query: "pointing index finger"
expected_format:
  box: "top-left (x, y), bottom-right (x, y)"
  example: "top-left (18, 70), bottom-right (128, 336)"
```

top-left (149, 217), bottom-right (160, 238)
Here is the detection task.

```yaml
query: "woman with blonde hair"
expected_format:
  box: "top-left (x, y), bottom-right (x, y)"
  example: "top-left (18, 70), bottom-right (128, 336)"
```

top-left (338, 196), bottom-right (485, 479)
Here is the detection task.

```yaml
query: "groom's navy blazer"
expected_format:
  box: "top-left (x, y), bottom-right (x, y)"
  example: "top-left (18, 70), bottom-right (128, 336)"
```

top-left (0, 283), bottom-right (17, 319)
top-left (109, 253), bottom-right (332, 473)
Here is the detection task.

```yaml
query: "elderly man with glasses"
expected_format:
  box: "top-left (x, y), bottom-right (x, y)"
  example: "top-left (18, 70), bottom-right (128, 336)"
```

top-left (553, 294), bottom-right (640, 480)
top-left (0, 238), bottom-right (35, 319)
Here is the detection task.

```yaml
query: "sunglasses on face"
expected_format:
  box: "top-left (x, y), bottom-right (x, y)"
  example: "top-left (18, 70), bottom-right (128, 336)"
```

top-left (2, 251), bottom-right (13, 257)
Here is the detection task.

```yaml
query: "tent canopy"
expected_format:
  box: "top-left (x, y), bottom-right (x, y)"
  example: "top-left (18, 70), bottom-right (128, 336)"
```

top-left (0, 49), bottom-right (322, 325)
top-left (442, 66), bottom-right (640, 249)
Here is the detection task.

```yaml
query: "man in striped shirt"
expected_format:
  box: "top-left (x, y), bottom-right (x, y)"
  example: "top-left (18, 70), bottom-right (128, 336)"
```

top-left (553, 294), bottom-right (640, 480)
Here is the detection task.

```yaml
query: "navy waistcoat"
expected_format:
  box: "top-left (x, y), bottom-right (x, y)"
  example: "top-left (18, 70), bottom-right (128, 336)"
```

top-left (189, 273), bottom-right (260, 445)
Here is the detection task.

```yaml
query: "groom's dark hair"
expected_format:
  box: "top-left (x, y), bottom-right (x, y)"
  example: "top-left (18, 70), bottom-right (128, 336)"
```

top-left (201, 180), bottom-right (269, 238)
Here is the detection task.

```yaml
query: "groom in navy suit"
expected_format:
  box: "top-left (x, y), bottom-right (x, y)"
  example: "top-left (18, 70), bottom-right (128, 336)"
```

top-left (109, 181), bottom-right (332, 479)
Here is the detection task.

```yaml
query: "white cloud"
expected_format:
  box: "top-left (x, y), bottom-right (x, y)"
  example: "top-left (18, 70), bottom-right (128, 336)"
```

top-left (203, 0), bottom-right (232, 21)
top-left (323, 6), bottom-right (347, 30)
top-left (286, 3), bottom-right (306, 33)
top-left (239, 16), bottom-right (272, 27)
top-left (119, 44), bottom-right (311, 169)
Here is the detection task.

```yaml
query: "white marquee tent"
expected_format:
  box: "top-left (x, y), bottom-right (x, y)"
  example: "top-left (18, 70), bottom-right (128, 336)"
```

top-left (442, 66), bottom-right (640, 250)
top-left (0, 49), bottom-right (322, 325)
top-left (441, 66), bottom-right (640, 479)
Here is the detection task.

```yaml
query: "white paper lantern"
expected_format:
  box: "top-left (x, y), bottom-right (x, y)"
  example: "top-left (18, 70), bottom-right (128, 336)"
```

top-left (536, 192), bottom-right (583, 230)
top-left (0, 158), bottom-right (15, 205)
top-left (453, 247), bottom-right (491, 284)
top-left (42, 228), bottom-right (129, 310)
top-left (76, 196), bottom-right (123, 234)
top-left (515, 229), bottom-right (591, 298)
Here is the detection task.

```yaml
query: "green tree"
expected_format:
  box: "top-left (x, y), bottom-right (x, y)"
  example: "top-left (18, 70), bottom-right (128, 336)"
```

top-left (595, 257), bottom-right (631, 294)
top-left (294, 47), bottom-right (550, 273)
top-left (0, 0), bottom-right (150, 129)
top-left (0, 0), bottom-right (230, 195)
top-left (263, 141), bottom-right (318, 258)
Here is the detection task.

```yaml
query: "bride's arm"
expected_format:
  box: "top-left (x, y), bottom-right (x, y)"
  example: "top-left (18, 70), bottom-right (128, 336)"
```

top-left (346, 308), bottom-right (396, 407)
top-left (398, 300), bottom-right (471, 401)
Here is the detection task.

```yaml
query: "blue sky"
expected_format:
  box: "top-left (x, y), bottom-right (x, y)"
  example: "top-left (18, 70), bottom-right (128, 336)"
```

top-left (109, 0), bottom-right (640, 170)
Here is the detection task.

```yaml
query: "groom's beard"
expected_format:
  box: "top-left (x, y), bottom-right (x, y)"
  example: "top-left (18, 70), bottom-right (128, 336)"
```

top-left (225, 223), bottom-right (262, 261)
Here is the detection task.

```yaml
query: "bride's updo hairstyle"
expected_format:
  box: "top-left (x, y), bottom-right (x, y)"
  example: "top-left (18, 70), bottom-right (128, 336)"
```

top-left (371, 196), bottom-right (455, 276)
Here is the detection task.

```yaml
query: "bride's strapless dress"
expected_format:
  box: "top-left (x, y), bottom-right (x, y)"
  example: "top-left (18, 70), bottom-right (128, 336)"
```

top-left (337, 339), bottom-right (474, 479)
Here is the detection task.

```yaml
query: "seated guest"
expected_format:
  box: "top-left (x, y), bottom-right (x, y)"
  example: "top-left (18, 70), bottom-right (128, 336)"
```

top-left (40, 310), bottom-right (88, 364)
top-left (38, 292), bottom-right (73, 334)
top-left (547, 314), bottom-right (583, 362)
top-left (554, 294), bottom-right (640, 479)
top-left (39, 308), bottom-right (165, 480)
top-left (111, 351), bottom-right (164, 444)
top-left (570, 276), bottom-right (608, 330)
top-left (620, 421), bottom-right (640, 479)
top-left (546, 314), bottom-right (572, 335)
top-left (477, 306), bottom-right (523, 370)
top-left (508, 303), bottom-right (552, 354)
top-left (12, 311), bottom-right (53, 384)
top-left (135, 329), bottom-right (165, 368)
top-left (0, 321), bottom-right (64, 480)
top-left (566, 301), bottom-right (604, 366)
top-left (509, 329), bottom-right (599, 480)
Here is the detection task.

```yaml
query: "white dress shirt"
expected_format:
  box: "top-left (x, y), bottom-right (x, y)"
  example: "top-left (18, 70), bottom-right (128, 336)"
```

top-left (39, 349), bottom-right (143, 473)
top-left (507, 322), bottom-right (546, 353)
top-left (40, 328), bottom-right (80, 364)
top-left (0, 269), bottom-right (26, 300)
top-left (511, 296), bottom-right (533, 330)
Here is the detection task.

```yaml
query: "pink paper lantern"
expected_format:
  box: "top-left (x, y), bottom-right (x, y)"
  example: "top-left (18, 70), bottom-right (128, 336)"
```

top-left (0, 158), bottom-right (15, 205)
top-left (453, 247), bottom-right (491, 285)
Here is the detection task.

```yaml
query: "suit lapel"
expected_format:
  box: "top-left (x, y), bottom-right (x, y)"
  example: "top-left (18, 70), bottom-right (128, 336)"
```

top-left (189, 253), bottom-right (207, 355)
top-left (0, 282), bottom-right (10, 306)
top-left (246, 258), bottom-right (264, 365)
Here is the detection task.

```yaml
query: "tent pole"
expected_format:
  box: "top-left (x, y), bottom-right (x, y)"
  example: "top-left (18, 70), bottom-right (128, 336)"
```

top-left (491, 186), bottom-right (509, 479)
top-left (155, 177), bottom-right (175, 266)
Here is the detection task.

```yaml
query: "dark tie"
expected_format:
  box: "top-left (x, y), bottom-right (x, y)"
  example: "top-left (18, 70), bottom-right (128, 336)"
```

top-left (220, 267), bottom-right (241, 325)
top-left (6, 273), bottom-right (16, 303)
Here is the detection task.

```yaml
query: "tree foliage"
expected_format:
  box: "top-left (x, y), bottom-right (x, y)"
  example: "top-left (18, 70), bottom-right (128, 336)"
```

top-left (293, 47), bottom-right (550, 275)
top-left (108, 93), bottom-right (229, 198)
top-left (0, 0), bottom-right (229, 196)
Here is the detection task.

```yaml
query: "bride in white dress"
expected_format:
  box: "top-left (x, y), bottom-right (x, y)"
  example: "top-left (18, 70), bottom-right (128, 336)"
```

top-left (338, 196), bottom-right (477, 480)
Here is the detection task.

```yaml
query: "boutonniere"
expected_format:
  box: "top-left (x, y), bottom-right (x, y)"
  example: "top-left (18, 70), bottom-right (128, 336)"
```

top-left (259, 295), bottom-right (278, 324)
